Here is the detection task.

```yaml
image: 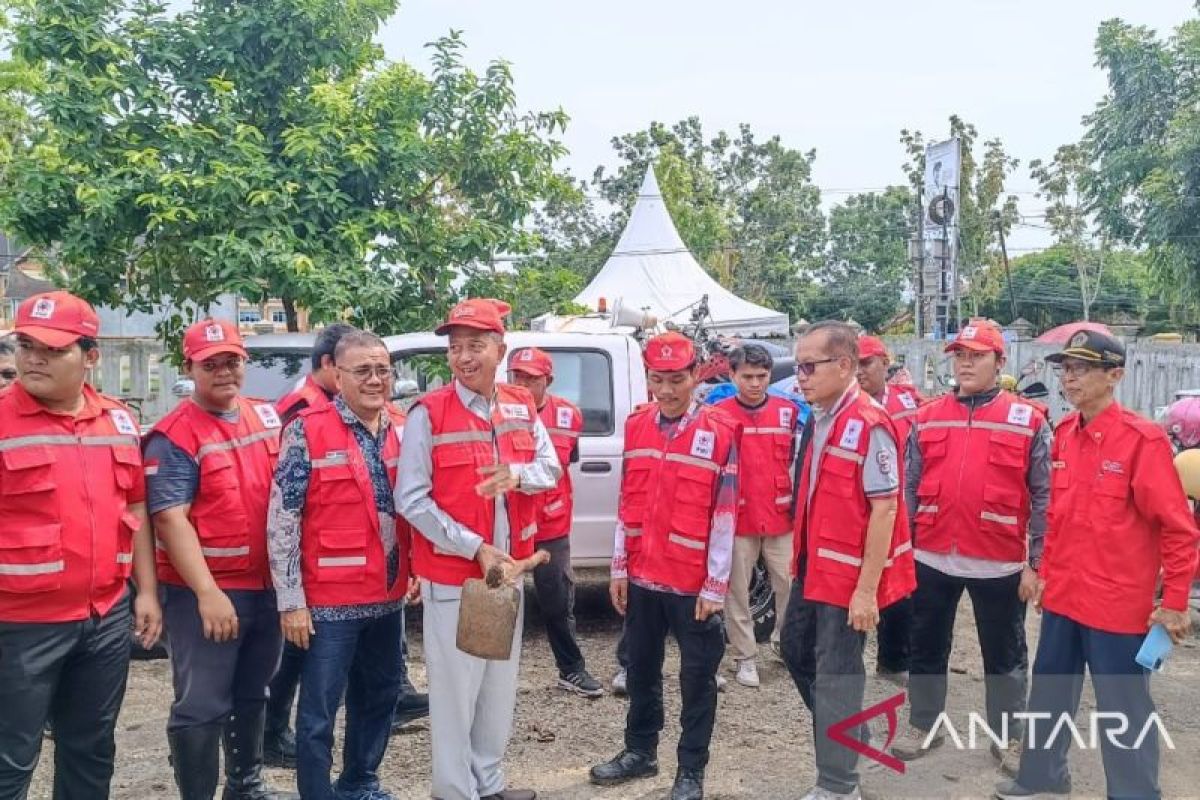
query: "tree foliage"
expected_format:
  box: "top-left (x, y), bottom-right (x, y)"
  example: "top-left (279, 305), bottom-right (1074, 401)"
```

top-left (1081, 12), bottom-right (1200, 304)
top-left (0, 0), bottom-right (565, 340)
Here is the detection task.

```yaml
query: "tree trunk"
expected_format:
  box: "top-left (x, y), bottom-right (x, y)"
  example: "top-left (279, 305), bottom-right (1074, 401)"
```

top-left (282, 295), bottom-right (299, 332)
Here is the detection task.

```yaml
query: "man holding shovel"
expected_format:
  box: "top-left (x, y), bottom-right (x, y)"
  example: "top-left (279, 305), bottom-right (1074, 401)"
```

top-left (396, 298), bottom-right (561, 800)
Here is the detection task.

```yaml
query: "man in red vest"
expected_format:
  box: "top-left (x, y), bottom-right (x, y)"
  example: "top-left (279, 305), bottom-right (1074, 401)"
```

top-left (0, 291), bottom-right (162, 798)
top-left (144, 319), bottom-right (296, 800)
top-left (997, 330), bottom-right (1198, 800)
top-left (507, 347), bottom-right (604, 698)
top-left (590, 331), bottom-right (739, 800)
top-left (781, 321), bottom-right (916, 800)
top-left (267, 330), bottom-right (411, 800)
top-left (396, 299), bottom-right (560, 800)
top-left (264, 323), bottom-right (427, 766)
top-left (275, 323), bottom-right (354, 427)
top-left (893, 321), bottom-right (1050, 775)
top-left (713, 343), bottom-right (798, 689)
top-left (856, 334), bottom-right (923, 685)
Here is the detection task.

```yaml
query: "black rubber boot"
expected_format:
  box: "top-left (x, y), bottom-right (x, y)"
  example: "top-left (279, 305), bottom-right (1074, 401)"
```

top-left (169, 723), bottom-right (223, 800)
top-left (221, 703), bottom-right (299, 800)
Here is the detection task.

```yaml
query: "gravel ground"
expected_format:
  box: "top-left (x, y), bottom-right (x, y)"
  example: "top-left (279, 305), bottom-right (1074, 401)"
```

top-left (28, 581), bottom-right (1200, 800)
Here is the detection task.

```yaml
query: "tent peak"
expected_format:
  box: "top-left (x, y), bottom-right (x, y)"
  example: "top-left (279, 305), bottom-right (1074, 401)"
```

top-left (639, 165), bottom-right (662, 198)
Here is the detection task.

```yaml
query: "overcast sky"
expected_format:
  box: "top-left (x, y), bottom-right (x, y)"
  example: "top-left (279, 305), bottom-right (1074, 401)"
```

top-left (379, 0), bottom-right (1195, 251)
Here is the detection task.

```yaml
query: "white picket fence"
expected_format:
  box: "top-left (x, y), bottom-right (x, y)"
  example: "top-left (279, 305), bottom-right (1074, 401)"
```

top-left (91, 336), bottom-right (1200, 424)
top-left (888, 339), bottom-right (1200, 419)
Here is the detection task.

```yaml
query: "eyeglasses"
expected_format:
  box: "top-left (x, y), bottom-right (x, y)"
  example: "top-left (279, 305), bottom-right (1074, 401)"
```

top-left (198, 356), bottom-right (245, 373)
top-left (0, 369), bottom-right (16, 380)
top-left (338, 365), bottom-right (393, 382)
top-left (795, 358), bottom-right (837, 377)
top-left (1051, 362), bottom-right (1113, 378)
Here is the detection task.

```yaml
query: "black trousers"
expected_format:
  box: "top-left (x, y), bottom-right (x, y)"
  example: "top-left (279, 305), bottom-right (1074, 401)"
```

top-left (876, 594), bottom-right (913, 673)
top-left (0, 595), bottom-right (132, 800)
top-left (623, 583), bottom-right (725, 771)
top-left (532, 536), bottom-right (586, 676)
top-left (908, 560), bottom-right (1029, 734)
top-left (779, 575), bottom-right (867, 795)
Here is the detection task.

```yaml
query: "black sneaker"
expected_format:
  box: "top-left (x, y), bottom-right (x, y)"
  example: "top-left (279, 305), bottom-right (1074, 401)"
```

top-left (994, 778), bottom-right (1070, 799)
top-left (589, 750), bottom-right (658, 786)
top-left (264, 726), bottom-right (296, 769)
top-left (391, 691), bottom-right (430, 732)
top-left (558, 669), bottom-right (604, 697)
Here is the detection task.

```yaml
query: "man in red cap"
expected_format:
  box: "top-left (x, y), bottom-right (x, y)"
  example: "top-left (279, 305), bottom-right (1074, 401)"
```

top-left (507, 347), bottom-right (603, 698)
top-left (856, 334), bottom-right (924, 685)
top-left (893, 321), bottom-right (1050, 775)
top-left (144, 318), bottom-right (296, 800)
top-left (0, 291), bottom-right (162, 798)
top-left (590, 331), bottom-right (739, 800)
top-left (396, 298), bottom-right (560, 800)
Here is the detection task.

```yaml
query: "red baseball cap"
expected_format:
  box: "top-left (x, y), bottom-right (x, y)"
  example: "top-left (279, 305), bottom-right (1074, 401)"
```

top-left (14, 291), bottom-right (100, 347)
top-left (509, 347), bottom-right (554, 377)
top-left (643, 331), bottom-right (696, 372)
top-left (435, 298), bottom-right (511, 336)
top-left (945, 321), bottom-right (1006, 355)
top-left (858, 335), bottom-right (889, 361)
top-left (183, 319), bottom-right (246, 363)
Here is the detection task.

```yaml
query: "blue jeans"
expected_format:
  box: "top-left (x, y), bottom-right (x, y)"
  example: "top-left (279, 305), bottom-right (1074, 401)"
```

top-left (296, 611), bottom-right (403, 800)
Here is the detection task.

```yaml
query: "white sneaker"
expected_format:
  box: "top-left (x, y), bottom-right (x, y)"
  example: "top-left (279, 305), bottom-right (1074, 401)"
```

top-left (890, 722), bottom-right (944, 761)
top-left (991, 738), bottom-right (1022, 777)
top-left (798, 785), bottom-right (861, 800)
top-left (611, 668), bottom-right (627, 696)
top-left (716, 674), bottom-right (727, 692)
top-left (735, 659), bottom-right (760, 688)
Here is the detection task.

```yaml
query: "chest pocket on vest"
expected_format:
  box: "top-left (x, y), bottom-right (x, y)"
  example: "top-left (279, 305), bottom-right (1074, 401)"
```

top-left (917, 426), bottom-right (950, 463)
top-left (987, 431), bottom-right (1028, 470)
top-left (620, 461), bottom-right (655, 527)
top-left (820, 452), bottom-right (860, 498)
top-left (111, 445), bottom-right (140, 492)
top-left (773, 432), bottom-right (794, 466)
top-left (316, 464), bottom-right (363, 505)
top-left (669, 463), bottom-right (717, 540)
top-left (816, 455), bottom-right (866, 548)
top-left (1, 447), bottom-right (60, 526)
top-left (504, 428), bottom-right (536, 462)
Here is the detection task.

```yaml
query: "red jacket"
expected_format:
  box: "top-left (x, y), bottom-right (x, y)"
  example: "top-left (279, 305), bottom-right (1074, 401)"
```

top-left (0, 384), bottom-right (144, 623)
top-left (409, 383), bottom-right (539, 586)
top-left (535, 395), bottom-right (582, 542)
top-left (794, 388), bottom-right (915, 610)
top-left (715, 395), bottom-right (796, 536)
top-left (300, 403), bottom-right (409, 607)
top-left (911, 392), bottom-right (1045, 562)
top-left (618, 403), bottom-right (739, 594)
top-left (1041, 402), bottom-right (1199, 634)
top-left (277, 375), bottom-right (332, 426)
top-left (879, 384), bottom-right (923, 455)
top-left (149, 397), bottom-right (280, 590)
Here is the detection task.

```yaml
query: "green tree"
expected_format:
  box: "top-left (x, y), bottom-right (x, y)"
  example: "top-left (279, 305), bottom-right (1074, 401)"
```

top-left (900, 115), bottom-right (1021, 314)
top-left (0, 0), bottom-right (565, 341)
top-left (459, 261), bottom-right (588, 329)
top-left (1081, 13), bottom-right (1200, 306)
top-left (804, 187), bottom-right (913, 332)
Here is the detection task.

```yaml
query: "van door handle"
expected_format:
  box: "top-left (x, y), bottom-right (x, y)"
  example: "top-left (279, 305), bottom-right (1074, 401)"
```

top-left (580, 461), bottom-right (612, 474)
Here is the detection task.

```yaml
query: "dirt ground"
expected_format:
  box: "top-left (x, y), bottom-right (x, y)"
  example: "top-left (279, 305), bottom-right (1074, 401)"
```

top-left (28, 581), bottom-right (1200, 800)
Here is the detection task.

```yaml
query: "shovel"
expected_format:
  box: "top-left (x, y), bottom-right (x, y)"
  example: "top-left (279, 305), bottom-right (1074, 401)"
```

top-left (456, 550), bottom-right (550, 660)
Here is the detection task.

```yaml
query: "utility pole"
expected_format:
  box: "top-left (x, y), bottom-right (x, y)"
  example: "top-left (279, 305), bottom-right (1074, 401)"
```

top-left (995, 211), bottom-right (1018, 324)
top-left (912, 185), bottom-right (924, 338)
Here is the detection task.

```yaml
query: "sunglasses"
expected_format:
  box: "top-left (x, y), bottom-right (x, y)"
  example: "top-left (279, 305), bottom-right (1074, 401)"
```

top-left (794, 358), bottom-right (838, 377)
top-left (0, 369), bottom-right (16, 380)
top-left (338, 365), bottom-right (393, 382)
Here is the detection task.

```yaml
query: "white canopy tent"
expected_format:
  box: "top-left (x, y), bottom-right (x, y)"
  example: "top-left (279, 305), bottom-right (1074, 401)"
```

top-left (572, 167), bottom-right (789, 338)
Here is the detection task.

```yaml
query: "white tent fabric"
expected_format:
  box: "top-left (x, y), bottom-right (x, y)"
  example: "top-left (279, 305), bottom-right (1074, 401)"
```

top-left (573, 167), bottom-right (790, 337)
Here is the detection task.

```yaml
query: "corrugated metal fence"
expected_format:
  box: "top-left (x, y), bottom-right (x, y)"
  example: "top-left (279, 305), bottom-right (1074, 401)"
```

top-left (888, 339), bottom-right (1200, 419)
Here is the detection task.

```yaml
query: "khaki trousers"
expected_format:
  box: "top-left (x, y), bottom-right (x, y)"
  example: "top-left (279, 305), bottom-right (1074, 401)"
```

top-left (726, 534), bottom-right (794, 661)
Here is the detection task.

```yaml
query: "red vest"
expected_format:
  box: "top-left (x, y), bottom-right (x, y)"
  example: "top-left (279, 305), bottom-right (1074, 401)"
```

top-left (410, 383), bottom-right (539, 586)
top-left (618, 403), bottom-right (739, 594)
top-left (300, 403), bottom-right (409, 607)
top-left (715, 395), bottom-right (796, 537)
top-left (0, 384), bottom-right (143, 623)
top-left (880, 384), bottom-right (922, 455)
top-left (150, 397), bottom-right (281, 589)
top-left (794, 388), bottom-right (915, 610)
top-left (912, 391), bottom-right (1045, 562)
top-left (535, 394), bottom-right (582, 542)
top-left (276, 375), bottom-right (332, 424)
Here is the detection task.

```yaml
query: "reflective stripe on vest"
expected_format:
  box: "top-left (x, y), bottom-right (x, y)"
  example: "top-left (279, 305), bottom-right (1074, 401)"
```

top-left (547, 427), bottom-right (580, 438)
top-left (0, 433), bottom-right (138, 451)
top-left (917, 419), bottom-right (1035, 438)
top-left (431, 430), bottom-right (492, 446)
top-left (826, 446), bottom-right (864, 465)
top-left (195, 429), bottom-right (278, 460)
top-left (155, 540), bottom-right (251, 559)
top-left (0, 560), bottom-right (65, 576)
top-left (664, 452), bottom-right (721, 473)
top-left (626, 448), bottom-right (664, 460)
top-left (741, 426), bottom-right (792, 435)
top-left (667, 532), bottom-right (705, 550)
